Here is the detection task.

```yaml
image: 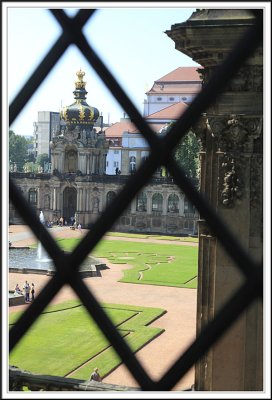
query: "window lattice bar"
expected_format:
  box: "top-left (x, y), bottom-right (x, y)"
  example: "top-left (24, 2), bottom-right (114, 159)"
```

top-left (8, 8), bottom-right (263, 391)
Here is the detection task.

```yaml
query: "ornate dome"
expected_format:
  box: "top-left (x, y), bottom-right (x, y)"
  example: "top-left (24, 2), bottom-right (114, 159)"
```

top-left (60, 69), bottom-right (99, 128)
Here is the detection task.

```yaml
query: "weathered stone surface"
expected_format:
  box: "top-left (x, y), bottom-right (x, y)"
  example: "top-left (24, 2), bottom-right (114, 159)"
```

top-left (166, 9), bottom-right (263, 391)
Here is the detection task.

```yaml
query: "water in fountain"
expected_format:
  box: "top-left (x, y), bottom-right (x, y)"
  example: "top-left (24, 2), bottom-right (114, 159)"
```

top-left (9, 210), bottom-right (106, 275)
top-left (36, 211), bottom-right (51, 262)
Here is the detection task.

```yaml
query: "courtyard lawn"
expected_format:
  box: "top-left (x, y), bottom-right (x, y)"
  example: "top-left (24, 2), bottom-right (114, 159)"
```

top-left (9, 300), bottom-right (165, 380)
top-left (105, 232), bottom-right (199, 243)
top-left (56, 238), bottom-right (198, 289)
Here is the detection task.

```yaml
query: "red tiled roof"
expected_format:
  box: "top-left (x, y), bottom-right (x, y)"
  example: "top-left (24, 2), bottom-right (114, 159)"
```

top-left (104, 120), bottom-right (138, 138)
top-left (104, 119), bottom-right (171, 138)
top-left (146, 66), bottom-right (203, 94)
top-left (146, 123), bottom-right (167, 133)
top-left (157, 66), bottom-right (202, 82)
top-left (145, 102), bottom-right (188, 120)
top-left (147, 84), bottom-right (201, 94)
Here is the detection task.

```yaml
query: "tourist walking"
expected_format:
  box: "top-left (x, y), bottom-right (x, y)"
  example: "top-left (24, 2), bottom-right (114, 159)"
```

top-left (78, 223), bottom-right (82, 233)
top-left (23, 281), bottom-right (30, 302)
top-left (89, 367), bottom-right (102, 382)
top-left (31, 283), bottom-right (35, 302)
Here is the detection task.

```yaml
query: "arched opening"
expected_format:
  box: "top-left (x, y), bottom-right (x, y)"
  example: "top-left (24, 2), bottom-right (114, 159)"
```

top-left (167, 193), bottom-right (179, 213)
top-left (129, 156), bottom-right (136, 173)
top-left (64, 147), bottom-right (78, 173)
top-left (63, 187), bottom-right (77, 222)
top-left (28, 188), bottom-right (37, 205)
top-left (136, 191), bottom-right (147, 212)
top-left (106, 191), bottom-right (116, 206)
top-left (152, 193), bottom-right (163, 212)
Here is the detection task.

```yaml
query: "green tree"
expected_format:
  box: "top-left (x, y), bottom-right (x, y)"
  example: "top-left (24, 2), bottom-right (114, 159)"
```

top-left (9, 130), bottom-right (28, 171)
top-left (23, 162), bottom-right (42, 173)
top-left (174, 129), bottom-right (201, 181)
top-left (36, 153), bottom-right (49, 167)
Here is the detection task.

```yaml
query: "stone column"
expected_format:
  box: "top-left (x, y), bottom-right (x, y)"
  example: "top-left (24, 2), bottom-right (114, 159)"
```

top-left (146, 191), bottom-right (152, 214)
top-left (86, 188), bottom-right (90, 211)
top-left (36, 188), bottom-right (40, 209)
top-left (166, 9), bottom-right (263, 391)
top-left (179, 194), bottom-right (185, 216)
top-left (86, 154), bottom-right (90, 175)
top-left (162, 191), bottom-right (168, 215)
top-left (53, 188), bottom-right (57, 211)
top-left (130, 197), bottom-right (136, 213)
top-left (77, 188), bottom-right (83, 211)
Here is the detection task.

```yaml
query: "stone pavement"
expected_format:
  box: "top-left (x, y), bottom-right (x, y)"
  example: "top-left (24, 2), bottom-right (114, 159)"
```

top-left (8, 225), bottom-right (197, 391)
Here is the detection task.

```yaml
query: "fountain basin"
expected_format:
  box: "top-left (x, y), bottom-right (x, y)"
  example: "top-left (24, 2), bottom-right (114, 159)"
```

top-left (9, 248), bottom-right (107, 277)
top-left (9, 291), bottom-right (25, 306)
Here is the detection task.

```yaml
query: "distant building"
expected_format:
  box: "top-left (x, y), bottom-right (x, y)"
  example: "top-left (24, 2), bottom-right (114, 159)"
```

top-left (33, 111), bottom-right (60, 159)
top-left (10, 69), bottom-right (198, 235)
top-left (143, 66), bottom-right (202, 117)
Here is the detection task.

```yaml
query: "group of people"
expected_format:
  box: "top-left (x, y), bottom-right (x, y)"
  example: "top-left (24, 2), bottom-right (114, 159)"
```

top-left (14, 281), bottom-right (35, 303)
top-left (46, 216), bottom-right (83, 229)
top-left (46, 216), bottom-right (68, 228)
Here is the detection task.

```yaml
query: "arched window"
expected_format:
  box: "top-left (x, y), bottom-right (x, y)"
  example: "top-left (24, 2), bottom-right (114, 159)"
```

top-left (129, 156), bottom-right (136, 173)
top-left (168, 194), bottom-right (179, 213)
top-left (106, 191), bottom-right (116, 206)
top-left (136, 191), bottom-right (147, 212)
top-left (28, 189), bottom-right (37, 204)
top-left (184, 197), bottom-right (195, 213)
top-left (44, 194), bottom-right (50, 209)
top-left (141, 152), bottom-right (149, 164)
top-left (152, 193), bottom-right (163, 212)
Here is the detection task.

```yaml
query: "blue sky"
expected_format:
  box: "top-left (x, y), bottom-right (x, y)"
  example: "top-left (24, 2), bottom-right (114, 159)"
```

top-left (6, 4), bottom-right (200, 136)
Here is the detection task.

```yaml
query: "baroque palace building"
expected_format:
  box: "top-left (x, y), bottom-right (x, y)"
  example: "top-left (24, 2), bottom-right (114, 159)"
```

top-left (9, 69), bottom-right (199, 235)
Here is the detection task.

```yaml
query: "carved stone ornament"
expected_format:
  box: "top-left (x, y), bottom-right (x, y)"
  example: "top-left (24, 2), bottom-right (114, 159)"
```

top-left (200, 65), bottom-right (263, 92)
top-left (250, 155), bottom-right (263, 208)
top-left (65, 127), bottom-right (80, 143)
top-left (208, 115), bottom-right (262, 153)
top-left (192, 114), bottom-right (211, 151)
top-left (219, 155), bottom-right (245, 208)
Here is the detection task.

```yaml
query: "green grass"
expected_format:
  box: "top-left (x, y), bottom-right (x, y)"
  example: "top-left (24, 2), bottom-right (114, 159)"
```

top-left (56, 238), bottom-right (198, 288)
top-left (9, 300), bottom-right (165, 379)
top-left (104, 231), bottom-right (198, 243)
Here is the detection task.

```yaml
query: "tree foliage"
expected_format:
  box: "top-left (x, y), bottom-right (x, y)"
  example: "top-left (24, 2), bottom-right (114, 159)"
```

top-left (174, 129), bottom-right (201, 180)
top-left (162, 122), bottom-right (201, 181)
top-left (9, 130), bottom-right (28, 171)
top-left (36, 153), bottom-right (49, 167)
top-left (23, 162), bottom-right (43, 173)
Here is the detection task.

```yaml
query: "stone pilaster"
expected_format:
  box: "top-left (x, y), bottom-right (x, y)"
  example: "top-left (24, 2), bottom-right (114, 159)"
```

top-left (166, 9), bottom-right (263, 391)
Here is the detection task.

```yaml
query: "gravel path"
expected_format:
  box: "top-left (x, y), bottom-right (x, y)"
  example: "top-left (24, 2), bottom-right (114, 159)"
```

top-left (8, 225), bottom-right (197, 391)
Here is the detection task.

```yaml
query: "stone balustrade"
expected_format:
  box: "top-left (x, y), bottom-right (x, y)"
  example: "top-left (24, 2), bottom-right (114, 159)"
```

top-left (9, 366), bottom-right (139, 392)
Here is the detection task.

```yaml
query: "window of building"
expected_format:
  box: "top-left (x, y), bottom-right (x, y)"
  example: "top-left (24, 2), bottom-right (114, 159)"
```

top-left (152, 193), bottom-right (163, 212)
top-left (129, 156), bottom-right (136, 173)
top-left (113, 161), bottom-right (119, 168)
top-left (114, 150), bottom-right (119, 154)
top-left (141, 152), bottom-right (149, 164)
top-left (184, 197), bottom-right (195, 213)
top-left (28, 189), bottom-right (37, 204)
top-left (136, 191), bottom-right (147, 212)
top-left (169, 97), bottom-right (175, 101)
top-left (182, 97), bottom-right (187, 101)
top-left (167, 194), bottom-right (179, 213)
top-left (157, 97), bottom-right (162, 101)
top-left (106, 191), bottom-right (116, 206)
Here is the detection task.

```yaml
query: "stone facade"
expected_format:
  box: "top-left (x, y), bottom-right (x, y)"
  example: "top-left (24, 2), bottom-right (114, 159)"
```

top-left (9, 173), bottom-right (198, 235)
top-left (9, 69), bottom-right (198, 236)
top-left (166, 9), bottom-right (263, 391)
